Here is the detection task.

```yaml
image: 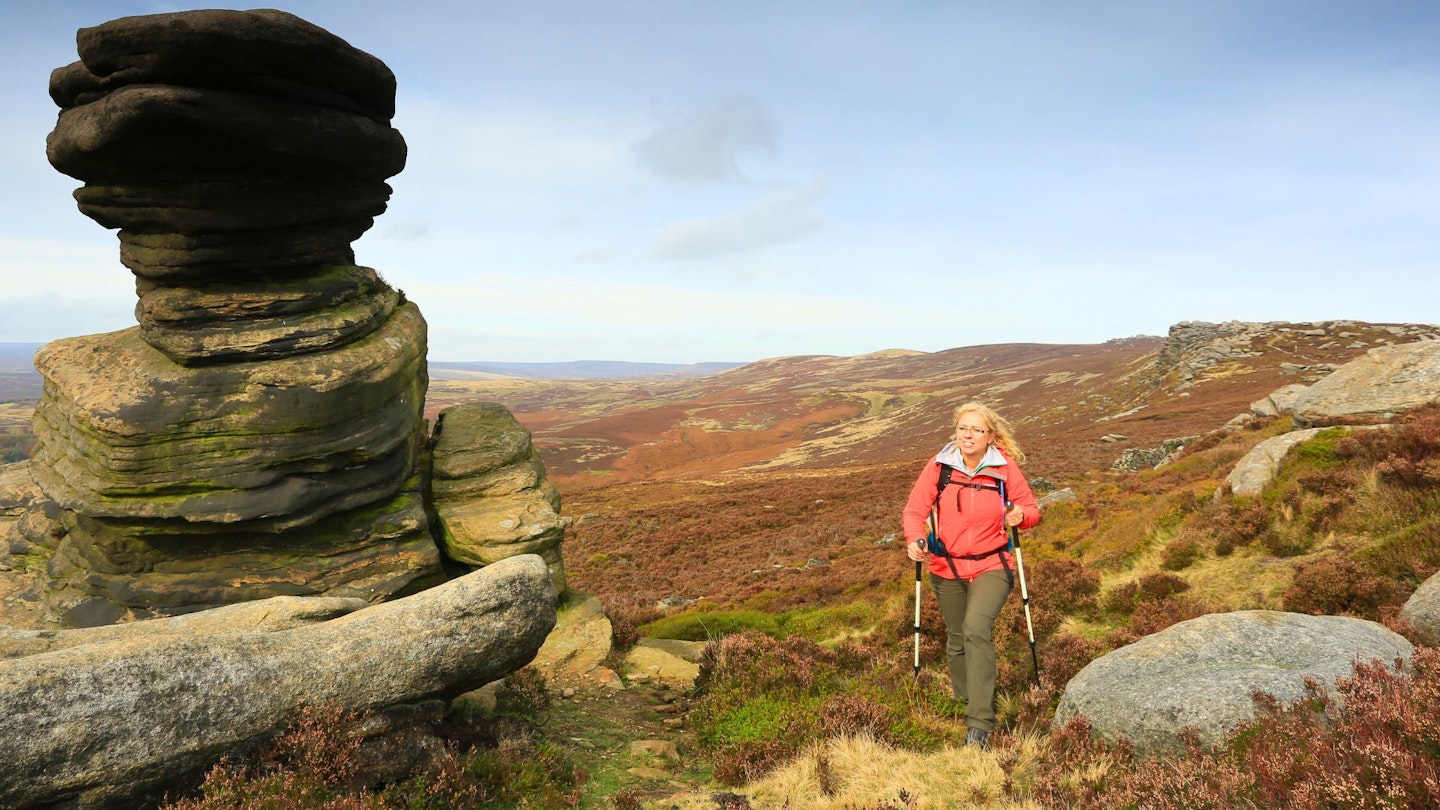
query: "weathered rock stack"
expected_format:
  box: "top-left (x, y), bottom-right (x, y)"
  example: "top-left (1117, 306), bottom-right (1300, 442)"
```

top-left (430, 403), bottom-right (569, 593)
top-left (27, 9), bottom-right (440, 625)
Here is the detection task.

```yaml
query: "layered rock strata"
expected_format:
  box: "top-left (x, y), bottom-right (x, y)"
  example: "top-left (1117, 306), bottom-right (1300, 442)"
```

top-left (30, 9), bottom-right (439, 624)
top-left (431, 403), bottom-right (570, 595)
top-left (46, 8), bottom-right (407, 365)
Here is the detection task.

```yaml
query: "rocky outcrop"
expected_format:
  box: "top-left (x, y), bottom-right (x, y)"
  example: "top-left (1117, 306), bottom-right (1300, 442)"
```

top-left (1290, 340), bottom-right (1440, 425)
top-left (0, 554), bottom-right (557, 810)
top-left (1054, 610), bottom-right (1413, 756)
top-left (26, 9), bottom-right (442, 624)
top-left (1401, 571), bottom-right (1440, 647)
top-left (1150, 320), bottom-right (1439, 393)
top-left (431, 403), bottom-right (568, 594)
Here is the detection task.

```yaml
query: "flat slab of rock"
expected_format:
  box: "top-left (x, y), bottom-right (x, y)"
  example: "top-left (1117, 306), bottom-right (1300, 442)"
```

top-left (1292, 340), bottom-right (1440, 424)
top-left (625, 638), bottom-right (705, 687)
top-left (1054, 610), bottom-right (1413, 756)
top-left (1226, 428), bottom-right (1325, 497)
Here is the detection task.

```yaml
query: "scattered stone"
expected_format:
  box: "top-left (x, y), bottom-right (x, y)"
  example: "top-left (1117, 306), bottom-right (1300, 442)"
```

top-left (591, 666), bottom-right (625, 691)
top-left (631, 739), bottom-right (680, 761)
top-left (626, 638), bottom-right (703, 688)
top-left (1037, 488), bottom-right (1076, 508)
top-left (1111, 436), bottom-right (1196, 472)
top-left (1099, 434), bottom-right (1127, 443)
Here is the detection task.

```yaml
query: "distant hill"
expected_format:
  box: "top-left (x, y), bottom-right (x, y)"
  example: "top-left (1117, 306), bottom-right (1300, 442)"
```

top-left (428, 360), bottom-right (745, 381)
top-left (0, 344), bottom-right (43, 402)
top-left (0, 343), bottom-right (43, 371)
top-left (423, 320), bottom-right (1440, 491)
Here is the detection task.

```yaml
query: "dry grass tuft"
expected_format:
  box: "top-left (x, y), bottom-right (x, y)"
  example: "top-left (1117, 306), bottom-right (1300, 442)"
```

top-left (649, 733), bottom-right (1046, 810)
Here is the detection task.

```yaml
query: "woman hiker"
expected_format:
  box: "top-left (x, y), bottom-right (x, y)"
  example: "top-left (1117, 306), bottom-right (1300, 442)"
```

top-left (903, 401), bottom-right (1040, 749)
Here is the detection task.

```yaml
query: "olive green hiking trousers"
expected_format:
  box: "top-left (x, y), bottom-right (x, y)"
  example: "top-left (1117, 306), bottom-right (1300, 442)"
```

top-left (931, 568), bottom-right (1011, 732)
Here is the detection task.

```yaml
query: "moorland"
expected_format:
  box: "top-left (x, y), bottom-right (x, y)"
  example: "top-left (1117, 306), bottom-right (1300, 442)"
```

top-left (6, 319), bottom-right (1440, 808)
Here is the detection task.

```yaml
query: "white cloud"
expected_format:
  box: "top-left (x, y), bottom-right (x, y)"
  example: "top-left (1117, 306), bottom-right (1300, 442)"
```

top-left (395, 98), bottom-right (636, 190)
top-left (652, 179), bottom-right (828, 260)
top-left (634, 94), bottom-right (779, 185)
top-left (574, 247), bottom-right (617, 264)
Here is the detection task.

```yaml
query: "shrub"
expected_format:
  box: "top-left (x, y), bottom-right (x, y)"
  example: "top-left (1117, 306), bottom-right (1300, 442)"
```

top-left (692, 632), bottom-right (841, 700)
top-left (1026, 559), bottom-right (1101, 621)
top-left (1101, 571), bottom-right (1191, 616)
top-left (1160, 535), bottom-right (1204, 570)
top-left (817, 693), bottom-right (898, 742)
top-left (1105, 595), bottom-right (1213, 648)
top-left (1282, 552), bottom-right (1403, 620)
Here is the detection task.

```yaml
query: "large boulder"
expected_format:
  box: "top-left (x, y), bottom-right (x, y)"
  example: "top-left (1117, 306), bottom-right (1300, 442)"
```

top-left (1054, 610), bottom-right (1413, 756)
top-left (529, 590), bottom-right (613, 682)
top-left (0, 554), bottom-right (557, 810)
top-left (1291, 340), bottom-right (1440, 425)
top-left (431, 403), bottom-right (568, 594)
top-left (1401, 571), bottom-right (1440, 646)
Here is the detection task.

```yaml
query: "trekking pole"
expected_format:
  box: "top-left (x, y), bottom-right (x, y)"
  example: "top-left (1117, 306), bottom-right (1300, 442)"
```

top-left (1000, 482), bottom-right (1041, 689)
top-left (914, 508), bottom-right (937, 678)
top-left (913, 558), bottom-right (923, 678)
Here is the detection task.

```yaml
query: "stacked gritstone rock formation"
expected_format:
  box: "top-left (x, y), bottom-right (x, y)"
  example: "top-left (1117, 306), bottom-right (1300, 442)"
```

top-left (430, 403), bottom-right (570, 596)
top-left (30, 9), bottom-right (441, 626)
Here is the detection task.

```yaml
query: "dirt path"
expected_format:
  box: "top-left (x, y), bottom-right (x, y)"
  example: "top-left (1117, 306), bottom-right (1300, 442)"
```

top-left (541, 675), bottom-right (716, 807)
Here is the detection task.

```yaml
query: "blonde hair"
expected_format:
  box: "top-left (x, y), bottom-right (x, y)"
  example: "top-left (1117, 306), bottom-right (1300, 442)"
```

top-left (954, 401), bottom-right (1026, 464)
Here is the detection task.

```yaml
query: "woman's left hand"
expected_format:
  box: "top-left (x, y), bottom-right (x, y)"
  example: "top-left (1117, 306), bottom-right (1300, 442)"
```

top-left (1005, 504), bottom-right (1025, 528)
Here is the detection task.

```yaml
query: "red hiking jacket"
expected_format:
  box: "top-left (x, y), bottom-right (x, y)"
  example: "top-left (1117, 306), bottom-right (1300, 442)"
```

top-left (902, 446), bottom-right (1040, 581)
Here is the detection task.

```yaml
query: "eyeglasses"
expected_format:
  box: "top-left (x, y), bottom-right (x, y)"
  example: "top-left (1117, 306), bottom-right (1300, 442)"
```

top-left (956, 426), bottom-right (990, 436)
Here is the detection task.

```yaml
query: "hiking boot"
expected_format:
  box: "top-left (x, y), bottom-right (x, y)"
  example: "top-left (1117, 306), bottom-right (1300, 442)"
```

top-left (964, 727), bottom-right (989, 749)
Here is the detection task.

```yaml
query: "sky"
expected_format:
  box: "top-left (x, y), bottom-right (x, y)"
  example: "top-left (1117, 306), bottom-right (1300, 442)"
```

top-left (2, 1), bottom-right (1438, 363)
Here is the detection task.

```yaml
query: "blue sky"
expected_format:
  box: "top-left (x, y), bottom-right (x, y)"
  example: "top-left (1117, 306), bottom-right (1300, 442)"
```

top-left (3, 1), bottom-right (1438, 363)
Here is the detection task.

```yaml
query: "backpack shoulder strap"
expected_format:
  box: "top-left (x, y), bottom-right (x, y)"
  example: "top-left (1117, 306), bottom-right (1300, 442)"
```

top-left (934, 463), bottom-right (953, 507)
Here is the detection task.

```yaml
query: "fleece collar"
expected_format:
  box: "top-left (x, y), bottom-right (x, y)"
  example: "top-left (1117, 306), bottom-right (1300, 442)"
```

top-left (935, 442), bottom-right (1008, 479)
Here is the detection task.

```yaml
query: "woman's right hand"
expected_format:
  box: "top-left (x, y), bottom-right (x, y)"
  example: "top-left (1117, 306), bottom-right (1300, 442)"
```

top-left (906, 538), bottom-right (928, 562)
